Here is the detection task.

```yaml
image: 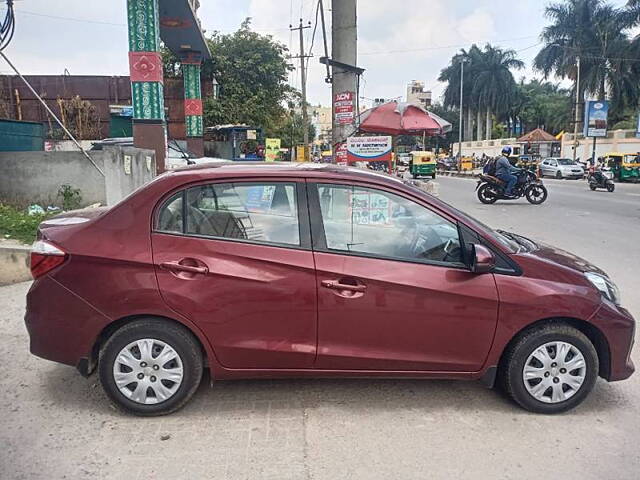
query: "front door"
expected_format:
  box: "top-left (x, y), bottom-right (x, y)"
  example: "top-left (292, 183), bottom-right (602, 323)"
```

top-left (152, 180), bottom-right (317, 369)
top-left (309, 182), bottom-right (499, 372)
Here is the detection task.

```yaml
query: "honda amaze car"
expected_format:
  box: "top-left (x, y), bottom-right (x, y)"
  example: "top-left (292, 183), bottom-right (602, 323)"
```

top-left (25, 163), bottom-right (635, 416)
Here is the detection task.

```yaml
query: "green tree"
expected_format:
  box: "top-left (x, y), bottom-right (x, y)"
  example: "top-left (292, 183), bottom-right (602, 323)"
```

top-left (439, 44), bottom-right (522, 141)
top-left (202, 19), bottom-right (294, 134)
top-left (534, 0), bottom-right (638, 123)
top-left (513, 80), bottom-right (572, 134)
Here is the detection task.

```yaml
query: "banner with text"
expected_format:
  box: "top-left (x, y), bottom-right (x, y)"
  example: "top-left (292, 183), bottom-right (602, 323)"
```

top-left (346, 136), bottom-right (392, 163)
top-left (334, 91), bottom-right (355, 125)
top-left (583, 100), bottom-right (609, 137)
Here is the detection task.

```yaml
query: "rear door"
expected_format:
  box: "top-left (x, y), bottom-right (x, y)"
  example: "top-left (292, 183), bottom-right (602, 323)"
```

top-left (151, 179), bottom-right (317, 369)
top-left (309, 182), bottom-right (499, 372)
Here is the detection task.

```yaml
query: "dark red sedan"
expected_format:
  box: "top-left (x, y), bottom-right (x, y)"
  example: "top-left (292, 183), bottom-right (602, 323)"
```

top-left (25, 163), bottom-right (635, 415)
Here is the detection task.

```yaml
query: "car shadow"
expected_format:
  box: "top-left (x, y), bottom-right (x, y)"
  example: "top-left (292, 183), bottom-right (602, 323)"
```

top-left (40, 365), bottom-right (631, 418)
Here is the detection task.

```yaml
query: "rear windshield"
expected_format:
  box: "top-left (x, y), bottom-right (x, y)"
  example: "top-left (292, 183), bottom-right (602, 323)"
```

top-left (557, 159), bottom-right (575, 165)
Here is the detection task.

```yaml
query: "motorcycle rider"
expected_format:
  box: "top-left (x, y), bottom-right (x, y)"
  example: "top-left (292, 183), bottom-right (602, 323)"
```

top-left (496, 146), bottom-right (521, 198)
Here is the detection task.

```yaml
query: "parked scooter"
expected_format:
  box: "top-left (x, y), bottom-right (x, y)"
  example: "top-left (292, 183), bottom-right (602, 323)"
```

top-left (588, 169), bottom-right (615, 192)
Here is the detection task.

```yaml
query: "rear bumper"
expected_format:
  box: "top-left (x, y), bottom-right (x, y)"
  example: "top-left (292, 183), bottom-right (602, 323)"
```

top-left (591, 302), bottom-right (636, 382)
top-left (24, 276), bottom-right (110, 368)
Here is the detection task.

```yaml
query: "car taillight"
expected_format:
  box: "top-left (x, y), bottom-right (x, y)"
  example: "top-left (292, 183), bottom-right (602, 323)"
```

top-left (30, 240), bottom-right (68, 279)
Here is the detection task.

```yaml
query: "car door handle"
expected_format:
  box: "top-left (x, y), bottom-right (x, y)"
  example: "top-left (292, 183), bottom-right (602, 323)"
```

top-left (321, 280), bottom-right (367, 292)
top-left (160, 261), bottom-right (208, 275)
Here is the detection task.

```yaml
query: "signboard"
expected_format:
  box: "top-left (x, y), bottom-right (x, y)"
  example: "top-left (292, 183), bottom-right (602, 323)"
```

top-left (247, 129), bottom-right (257, 140)
top-left (335, 142), bottom-right (348, 165)
top-left (296, 145), bottom-right (309, 162)
top-left (636, 113), bottom-right (640, 139)
top-left (583, 100), bottom-right (609, 137)
top-left (334, 91), bottom-right (355, 125)
top-left (346, 136), bottom-right (392, 163)
top-left (265, 138), bottom-right (280, 162)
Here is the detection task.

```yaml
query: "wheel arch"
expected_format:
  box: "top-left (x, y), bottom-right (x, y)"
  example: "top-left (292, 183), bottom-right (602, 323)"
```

top-left (493, 317), bottom-right (611, 385)
top-left (79, 314), bottom-right (210, 377)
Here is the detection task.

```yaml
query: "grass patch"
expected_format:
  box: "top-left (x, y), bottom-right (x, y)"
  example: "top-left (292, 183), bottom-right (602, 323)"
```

top-left (0, 204), bottom-right (53, 244)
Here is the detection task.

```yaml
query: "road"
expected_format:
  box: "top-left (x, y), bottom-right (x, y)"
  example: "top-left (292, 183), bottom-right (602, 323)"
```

top-left (0, 176), bottom-right (639, 480)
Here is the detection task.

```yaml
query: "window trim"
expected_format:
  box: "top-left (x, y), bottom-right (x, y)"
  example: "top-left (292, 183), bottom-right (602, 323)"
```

top-left (153, 179), bottom-right (312, 250)
top-left (306, 181), bottom-right (468, 269)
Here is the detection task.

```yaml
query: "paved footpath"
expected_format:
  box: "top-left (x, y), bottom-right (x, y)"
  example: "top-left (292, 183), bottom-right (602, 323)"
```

top-left (1, 177), bottom-right (639, 479)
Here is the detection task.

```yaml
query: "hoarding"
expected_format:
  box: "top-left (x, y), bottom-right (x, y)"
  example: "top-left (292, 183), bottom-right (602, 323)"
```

top-left (334, 91), bottom-right (355, 125)
top-left (346, 136), bottom-right (392, 163)
top-left (583, 100), bottom-right (609, 137)
top-left (265, 138), bottom-right (280, 162)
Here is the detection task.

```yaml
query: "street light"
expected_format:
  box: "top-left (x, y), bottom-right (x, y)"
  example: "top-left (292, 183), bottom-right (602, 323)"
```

top-left (458, 57), bottom-right (467, 168)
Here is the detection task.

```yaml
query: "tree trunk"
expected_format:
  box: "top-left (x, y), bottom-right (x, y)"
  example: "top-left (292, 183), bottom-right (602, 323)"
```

top-left (465, 107), bottom-right (473, 141)
top-left (485, 110), bottom-right (492, 140)
top-left (476, 109), bottom-right (483, 141)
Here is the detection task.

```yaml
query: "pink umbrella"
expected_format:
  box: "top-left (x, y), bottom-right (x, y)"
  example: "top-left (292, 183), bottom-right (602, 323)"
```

top-left (358, 101), bottom-right (452, 136)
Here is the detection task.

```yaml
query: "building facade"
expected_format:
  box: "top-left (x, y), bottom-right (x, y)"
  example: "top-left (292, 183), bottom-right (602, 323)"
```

top-left (406, 80), bottom-right (432, 108)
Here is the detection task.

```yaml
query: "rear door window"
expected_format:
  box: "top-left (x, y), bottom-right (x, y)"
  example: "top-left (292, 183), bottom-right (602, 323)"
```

top-left (177, 182), bottom-right (301, 246)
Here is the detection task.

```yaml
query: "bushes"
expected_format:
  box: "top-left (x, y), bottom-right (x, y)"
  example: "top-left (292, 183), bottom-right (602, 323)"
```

top-left (0, 204), bottom-right (51, 244)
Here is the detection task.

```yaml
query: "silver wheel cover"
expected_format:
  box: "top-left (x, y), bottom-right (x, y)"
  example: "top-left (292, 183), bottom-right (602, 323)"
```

top-left (112, 339), bottom-right (184, 405)
top-left (523, 341), bottom-right (586, 404)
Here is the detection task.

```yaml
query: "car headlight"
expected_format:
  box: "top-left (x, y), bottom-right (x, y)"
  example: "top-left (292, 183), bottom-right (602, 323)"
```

top-left (585, 272), bottom-right (621, 305)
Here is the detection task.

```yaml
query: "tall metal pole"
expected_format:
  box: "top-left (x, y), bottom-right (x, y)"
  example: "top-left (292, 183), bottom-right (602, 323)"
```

top-left (572, 55), bottom-right (581, 163)
top-left (458, 60), bottom-right (464, 161)
top-left (298, 19), bottom-right (309, 147)
top-left (331, 0), bottom-right (357, 155)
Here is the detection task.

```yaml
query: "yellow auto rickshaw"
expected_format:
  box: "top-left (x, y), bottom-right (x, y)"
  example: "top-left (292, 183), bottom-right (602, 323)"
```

top-left (604, 152), bottom-right (640, 182)
top-left (409, 151), bottom-right (437, 179)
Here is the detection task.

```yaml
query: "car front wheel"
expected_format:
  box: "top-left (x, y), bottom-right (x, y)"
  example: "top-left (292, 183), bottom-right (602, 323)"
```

top-left (99, 319), bottom-right (203, 416)
top-left (500, 323), bottom-right (598, 414)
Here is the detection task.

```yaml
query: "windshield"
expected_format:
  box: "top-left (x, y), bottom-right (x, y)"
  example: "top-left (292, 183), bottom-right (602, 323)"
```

top-left (557, 159), bottom-right (574, 165)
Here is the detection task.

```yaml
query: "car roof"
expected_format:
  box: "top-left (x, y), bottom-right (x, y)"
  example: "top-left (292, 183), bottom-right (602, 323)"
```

top-left (168, 161), bottom-right (405, 187)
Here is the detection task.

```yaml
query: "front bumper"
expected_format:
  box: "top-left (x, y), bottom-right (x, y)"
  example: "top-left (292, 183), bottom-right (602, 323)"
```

top-left (590, 301), bottom-right (636, 381)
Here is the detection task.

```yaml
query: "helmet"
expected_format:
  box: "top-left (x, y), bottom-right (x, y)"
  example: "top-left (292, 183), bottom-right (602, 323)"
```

top-left (501, 146), bottom-right (512, 156)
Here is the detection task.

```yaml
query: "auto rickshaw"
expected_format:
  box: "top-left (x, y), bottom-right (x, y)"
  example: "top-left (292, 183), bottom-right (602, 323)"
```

top-left (460, 156), bottom-right (474, 171)
top-left (604, 152), bottom-right (640, 182)
top-left (517, 155), bottom-right (539, 173)
top-left (409, 151), bottom-right (437, 179)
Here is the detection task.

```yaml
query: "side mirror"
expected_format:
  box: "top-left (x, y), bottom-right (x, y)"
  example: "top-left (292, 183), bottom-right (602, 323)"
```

top-left (469, 244), bottom-right (495, 273)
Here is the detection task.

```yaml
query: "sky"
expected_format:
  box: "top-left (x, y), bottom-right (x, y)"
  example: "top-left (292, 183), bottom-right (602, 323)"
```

top-left (2, 0), bottom-right (633, 109)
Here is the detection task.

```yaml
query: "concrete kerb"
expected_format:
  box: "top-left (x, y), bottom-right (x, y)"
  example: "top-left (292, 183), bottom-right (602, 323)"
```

top-left (0, 242), bottom-right (31, 286)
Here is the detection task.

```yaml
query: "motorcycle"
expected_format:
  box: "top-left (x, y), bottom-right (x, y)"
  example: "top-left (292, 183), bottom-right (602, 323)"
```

top-left (587, 170), bottom-right (615, 192)
top-left (476, 170), bottom-right (548, 205)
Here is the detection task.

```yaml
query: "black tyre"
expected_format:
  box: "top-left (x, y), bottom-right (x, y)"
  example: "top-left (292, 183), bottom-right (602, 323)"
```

top-left (555, 170), bottom-right (563, 179)
top-left (432, 172), bottom-right (436, 179)
top-left (606, 183), bottom-right (615, 192)
top-left (589, 183), bottom-right (597, 191)
top-left (500, 323), bottom-right (598, 414)
top-left (477, 183), bottom-right (498, 204)
top-left (525, 184), bottom-right (548, 204)
top-left (99, 318), bottom-right (203, 416)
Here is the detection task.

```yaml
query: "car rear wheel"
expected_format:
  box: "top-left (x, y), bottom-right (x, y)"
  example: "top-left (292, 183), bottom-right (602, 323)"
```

top-left (500, 323), bottom-right (598, 414)
top-left (99, 319), bottom-right (203, 416)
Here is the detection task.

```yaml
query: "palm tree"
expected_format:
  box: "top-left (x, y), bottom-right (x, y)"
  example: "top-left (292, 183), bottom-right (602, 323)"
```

top-left (472, 45), bottom-right (524, 140)
top-left (535, 0), bottom-right (638, 126)
top-left (439, 44), bottom-right (522, 141)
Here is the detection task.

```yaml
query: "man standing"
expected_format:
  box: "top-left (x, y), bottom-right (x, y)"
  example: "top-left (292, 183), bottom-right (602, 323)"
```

top-left (495, 146), bottom-right (520, 197)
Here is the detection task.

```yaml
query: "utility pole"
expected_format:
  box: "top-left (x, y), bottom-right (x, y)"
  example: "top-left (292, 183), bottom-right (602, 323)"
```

top-left (572, 55), bottom-right (581, 163)
top-left (290, 20), bottom-right (312, 157)
top-left (331, 0), bottom-right (357, 153)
